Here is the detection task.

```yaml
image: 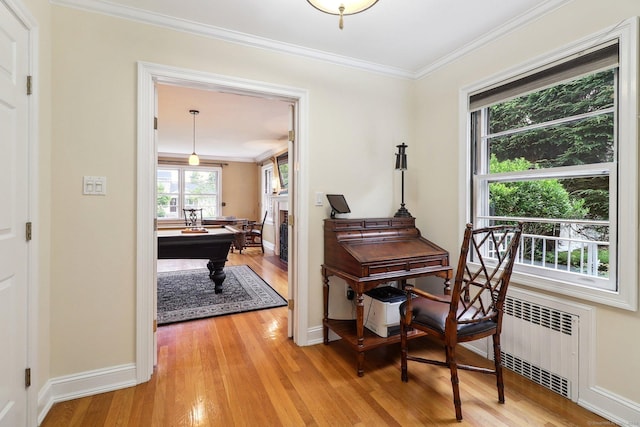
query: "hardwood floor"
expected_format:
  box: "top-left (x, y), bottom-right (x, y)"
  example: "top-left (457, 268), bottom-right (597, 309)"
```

top-left (42, 249), bottom-right (608, 426)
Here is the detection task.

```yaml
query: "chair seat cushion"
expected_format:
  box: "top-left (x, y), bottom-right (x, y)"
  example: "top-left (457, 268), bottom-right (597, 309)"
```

top-left (400, 297), bottom-right (497, 338)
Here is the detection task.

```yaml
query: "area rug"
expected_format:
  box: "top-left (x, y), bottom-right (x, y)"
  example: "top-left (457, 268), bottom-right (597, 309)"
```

top-left (157, 265), bottom-right (287, 325)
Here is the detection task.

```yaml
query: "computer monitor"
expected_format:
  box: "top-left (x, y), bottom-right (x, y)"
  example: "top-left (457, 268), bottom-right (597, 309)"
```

top-left (326, 194), bottom-right (351, 218)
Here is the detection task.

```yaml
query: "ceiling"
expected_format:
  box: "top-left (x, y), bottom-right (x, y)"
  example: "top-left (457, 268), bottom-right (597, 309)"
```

top-left (61, 0), bottom-right (568, 161)
top-left (157, 84), bottom-right (291, 162)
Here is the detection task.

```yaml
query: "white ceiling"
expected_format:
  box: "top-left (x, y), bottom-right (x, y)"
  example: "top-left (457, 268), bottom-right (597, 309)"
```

top-left (157, 84), bottom-right (291, 162)
top-left (56, 0), bottom-right (568, 160)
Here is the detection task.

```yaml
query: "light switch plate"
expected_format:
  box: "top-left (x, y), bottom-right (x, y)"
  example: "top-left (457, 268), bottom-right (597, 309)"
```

top-left (315, 191), bottom-right (324, 206)
top-left (83, 176), bottom-right (107, 195)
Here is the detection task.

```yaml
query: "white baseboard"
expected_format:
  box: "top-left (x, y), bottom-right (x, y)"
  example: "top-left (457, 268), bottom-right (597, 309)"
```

top-left (37, 363), bottom-right (137, 425)
top-left (580, 385), bottom-right (640, 427)
top-left (306, 324), bottom-right (324, 345)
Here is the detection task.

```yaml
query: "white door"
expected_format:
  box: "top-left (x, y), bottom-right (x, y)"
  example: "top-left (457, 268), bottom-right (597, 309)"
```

top-left (0, 2), bottom-right (30, 426)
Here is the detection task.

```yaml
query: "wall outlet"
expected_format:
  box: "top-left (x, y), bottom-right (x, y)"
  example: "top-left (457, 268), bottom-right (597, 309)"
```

top-left (346, 288), bottom-right (355, 300)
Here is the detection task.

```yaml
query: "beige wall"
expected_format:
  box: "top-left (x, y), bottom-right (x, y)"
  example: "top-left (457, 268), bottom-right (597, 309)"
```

top-left (48, 5), bottom-right (412, 377)
top-left (412, 0), bottom-right (640, 404)
top-left (220, 161), bottom-right (260, 221)
top-left (28, 0), bottom-right (640, 419)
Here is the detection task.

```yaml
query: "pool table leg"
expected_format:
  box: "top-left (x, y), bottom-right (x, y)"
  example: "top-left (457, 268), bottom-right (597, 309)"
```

top-left (207, 259), bottom-right (226, 293)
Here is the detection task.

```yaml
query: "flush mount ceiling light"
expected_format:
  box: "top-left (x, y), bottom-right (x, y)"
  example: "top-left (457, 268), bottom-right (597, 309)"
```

top-left (307, 0), bottom-right (379, 30)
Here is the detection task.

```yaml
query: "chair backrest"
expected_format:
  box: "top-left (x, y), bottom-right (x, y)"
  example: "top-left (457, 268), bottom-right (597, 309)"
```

top-left (447, 223), bottom-right (523, 333)
top-left (259, 210), bottom-right (268, 231)
top-left (183, 208), bottom-right (203, 228)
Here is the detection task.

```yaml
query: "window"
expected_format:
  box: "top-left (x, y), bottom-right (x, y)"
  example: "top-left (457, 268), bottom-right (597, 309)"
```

top-left (261, 163), bottom-right (275, 223)
top-left (157, 166), bottom-right (222, 219)
top-left (462, 20), bottom-right (638, 309)
top-left (277, 153), bottom-right (289, 194)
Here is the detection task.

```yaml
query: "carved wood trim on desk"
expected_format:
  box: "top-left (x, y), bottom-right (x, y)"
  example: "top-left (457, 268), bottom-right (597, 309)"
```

top-left (322, 217), bottom-right (452, 377)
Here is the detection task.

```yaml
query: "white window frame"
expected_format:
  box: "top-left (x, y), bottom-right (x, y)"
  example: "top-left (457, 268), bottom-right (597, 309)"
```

top-left (459, 18), bottom-right (638, 310)
top-left (157, 164), bottom-right (223, 219)
top-left (261, 163), bottom-right (275, 224)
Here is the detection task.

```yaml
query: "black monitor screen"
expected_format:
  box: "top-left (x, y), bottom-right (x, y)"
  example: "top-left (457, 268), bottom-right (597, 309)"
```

top-left (326, 194), bottom-right (351, 215)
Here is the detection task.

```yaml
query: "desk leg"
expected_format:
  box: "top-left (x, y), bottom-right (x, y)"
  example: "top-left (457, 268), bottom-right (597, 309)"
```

top-left (355, 290), bottom-right (365, 377)
top-left (322, 270), bottom-right (329, 345)
top-left (207, 260), bottom-right (226, 294)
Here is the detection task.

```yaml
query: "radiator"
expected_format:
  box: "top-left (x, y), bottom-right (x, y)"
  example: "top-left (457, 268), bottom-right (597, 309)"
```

top-left (500, 295), bottom-right (580, 401)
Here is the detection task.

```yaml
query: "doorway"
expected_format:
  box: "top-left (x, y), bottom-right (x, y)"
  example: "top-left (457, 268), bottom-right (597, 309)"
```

top-left (136, 62), bottom-right (309, 383)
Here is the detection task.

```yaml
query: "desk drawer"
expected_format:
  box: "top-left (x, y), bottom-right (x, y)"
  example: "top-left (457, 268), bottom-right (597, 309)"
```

top-left (408, 259), bottom-right (446, 270)
top-left (368, 262), bottom-right (407, 275)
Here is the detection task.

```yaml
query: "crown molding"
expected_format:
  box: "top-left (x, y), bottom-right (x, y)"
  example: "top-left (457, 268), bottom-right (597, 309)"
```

top-left (50, 0), bottom-right (415, 79)
top-left (51, 0), bottom-right (571, 81)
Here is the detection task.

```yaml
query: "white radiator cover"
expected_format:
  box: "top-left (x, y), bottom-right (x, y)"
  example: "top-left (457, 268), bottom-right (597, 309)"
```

top-left (465, 287), bottom-right (593, 404)
top-left (500, 293), bottom-right (579, 401)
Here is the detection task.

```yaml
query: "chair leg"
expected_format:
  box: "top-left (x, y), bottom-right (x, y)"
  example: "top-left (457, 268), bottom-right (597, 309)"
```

top-left (493, 333), bottom-right (505, 404)
top-left (400, 321), bottom-right (408, 382)
top-left (446, 345), bottom-right (463, 421)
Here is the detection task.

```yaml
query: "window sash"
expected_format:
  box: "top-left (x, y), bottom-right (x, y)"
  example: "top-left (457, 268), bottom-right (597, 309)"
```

top-left (157, 165), bottom-right (222, 219)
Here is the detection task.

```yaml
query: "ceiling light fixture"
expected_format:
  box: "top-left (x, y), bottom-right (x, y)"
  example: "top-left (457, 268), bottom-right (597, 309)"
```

top-left (307, 0), bottom-right (379, 30)
top-left (188, 109), bottom-right (200, 166)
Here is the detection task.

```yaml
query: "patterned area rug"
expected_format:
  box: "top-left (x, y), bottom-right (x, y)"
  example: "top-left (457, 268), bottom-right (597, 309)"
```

top-left (157, 265), bottom-right (287, 325)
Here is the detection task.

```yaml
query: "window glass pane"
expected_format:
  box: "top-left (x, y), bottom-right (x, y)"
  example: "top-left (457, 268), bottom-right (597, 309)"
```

top-left (489, 176), bottom-right (609, 221)
top-left (488, 69), bottom-right (615, 133)
top-left (184, 195), bottom-right (218, 217)
top-left (184, 170), bottom-right (217, 194)
top-left (157, 169), bottom-right (179, 193)
top-left (489, 113), bottom-right (614, 168)
top-left (157, 168), bottom-right (179, 218)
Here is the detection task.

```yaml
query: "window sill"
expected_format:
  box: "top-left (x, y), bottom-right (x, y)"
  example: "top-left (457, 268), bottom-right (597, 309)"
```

top-left (507, 269), bottom-right (637, 311)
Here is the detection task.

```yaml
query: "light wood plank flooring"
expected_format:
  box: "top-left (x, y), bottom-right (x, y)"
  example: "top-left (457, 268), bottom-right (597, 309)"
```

top-left (42, 249), bottom-right (608, 426)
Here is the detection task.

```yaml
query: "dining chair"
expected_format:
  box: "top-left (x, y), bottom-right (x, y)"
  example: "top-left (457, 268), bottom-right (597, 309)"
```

top-left (400, 222), bottom-right (523, 421)
top-left (183, 208), bottom-right (203, 228)
top-left (243, 211), bottom-right (268, 253)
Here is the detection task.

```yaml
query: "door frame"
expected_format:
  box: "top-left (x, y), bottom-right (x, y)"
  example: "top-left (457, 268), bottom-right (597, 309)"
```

top-left (136, 61), bottom-right (310, 382)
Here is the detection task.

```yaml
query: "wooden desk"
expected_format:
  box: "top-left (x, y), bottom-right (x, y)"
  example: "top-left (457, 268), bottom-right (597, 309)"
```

top-left (322, 217), bottom-right (452, 376)
top-left (157, 226), bottom-right (238, 293)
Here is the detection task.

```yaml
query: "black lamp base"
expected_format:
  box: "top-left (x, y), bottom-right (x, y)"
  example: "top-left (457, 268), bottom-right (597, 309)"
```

top-left (394, 205), bottom-right (412, 218)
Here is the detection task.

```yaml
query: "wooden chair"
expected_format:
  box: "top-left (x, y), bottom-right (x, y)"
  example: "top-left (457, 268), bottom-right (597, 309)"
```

top-left (243, 211), bottom-right (267, 253)
top-left (400, 222), bottom-right (523, 421)
top-left (183, 208), bottom-right (203, 228)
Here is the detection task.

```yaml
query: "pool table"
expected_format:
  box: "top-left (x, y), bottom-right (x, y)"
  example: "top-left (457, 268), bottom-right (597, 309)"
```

top-left (157, 226), bottom-right (240, 293)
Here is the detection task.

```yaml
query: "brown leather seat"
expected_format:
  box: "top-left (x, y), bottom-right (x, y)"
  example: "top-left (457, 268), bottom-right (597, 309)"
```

top-left (400, 222), bottom-right (523, 421)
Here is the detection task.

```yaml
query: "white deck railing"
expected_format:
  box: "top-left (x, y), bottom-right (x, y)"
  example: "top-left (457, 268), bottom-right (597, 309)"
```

top-left (481, 217), bottom-right (609, 278)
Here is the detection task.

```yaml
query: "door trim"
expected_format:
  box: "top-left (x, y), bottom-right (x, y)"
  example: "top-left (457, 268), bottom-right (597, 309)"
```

top-left (136, 61), bottom-right (310, 382)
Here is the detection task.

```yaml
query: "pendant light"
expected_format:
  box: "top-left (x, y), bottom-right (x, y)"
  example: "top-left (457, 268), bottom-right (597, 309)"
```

top-left (307, 0), bottom-right (379, 29)
top-left (188, 109), bottom-right (200, 166)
